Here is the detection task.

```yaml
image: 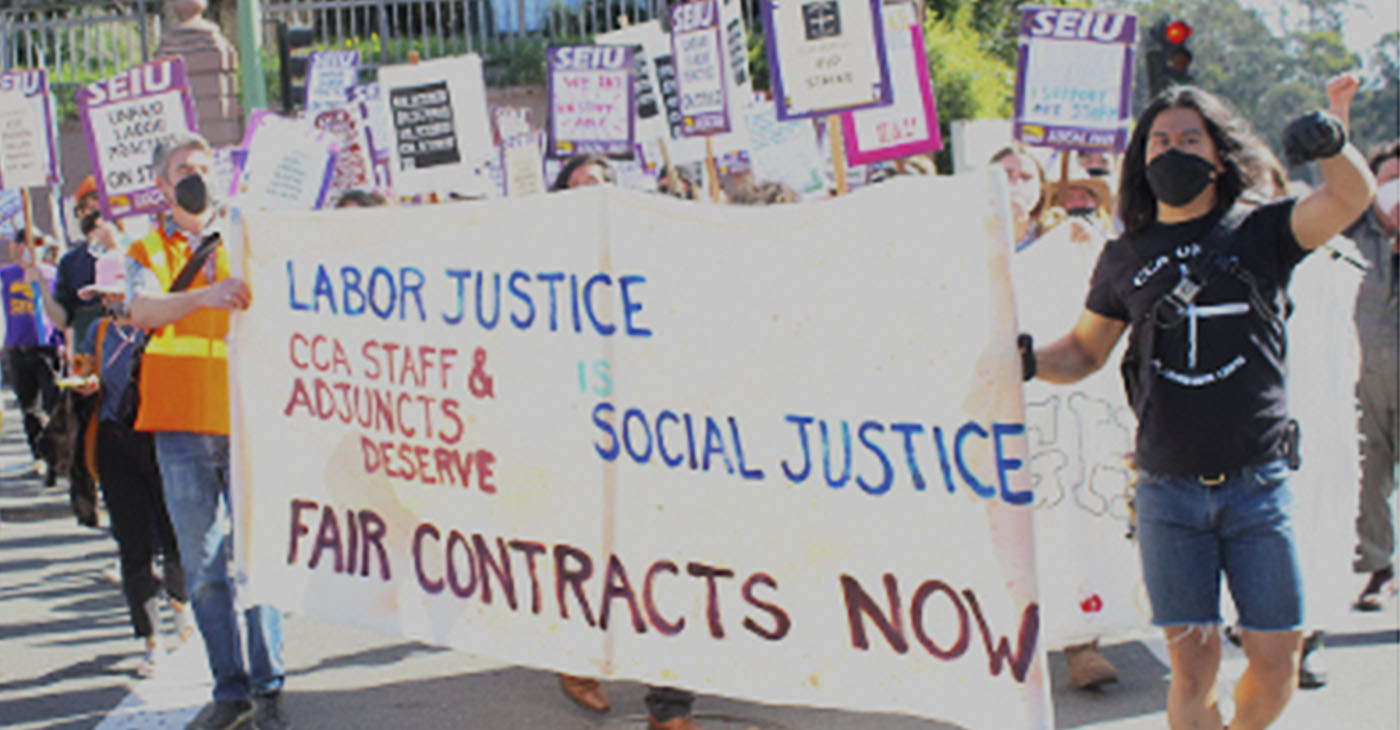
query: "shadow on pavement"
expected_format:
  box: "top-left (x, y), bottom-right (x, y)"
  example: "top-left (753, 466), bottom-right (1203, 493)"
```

top-left (1048, 641), bottom-right (1170, 729)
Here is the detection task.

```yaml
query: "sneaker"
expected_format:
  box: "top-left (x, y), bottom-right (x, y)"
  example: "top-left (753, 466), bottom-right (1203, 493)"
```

top-left (1355, 565), bottom-right (1395, 612)
top-left (135, 646), bottom-right (159, 679)
top-left (1298, 630), bottom-right (1327, 689)
top-left (187, 699), bottom-right (252, 730)
top-left (99, 560), bottom-right (122, 585)
top-left (252, 691), bottom-right (290, 730)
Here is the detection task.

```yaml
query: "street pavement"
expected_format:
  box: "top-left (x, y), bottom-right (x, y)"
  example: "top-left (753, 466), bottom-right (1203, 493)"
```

top-left (2, 396), bottom-right (1397, 730)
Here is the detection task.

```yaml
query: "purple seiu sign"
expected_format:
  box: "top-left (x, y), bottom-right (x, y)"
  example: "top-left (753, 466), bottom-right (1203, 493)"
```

top-left (547, 45), bottom-right (637, 157)
top-left (76, 57), bottom-right (199, 220)
top-left (1013, 7), bottom-right (1137, 153)
top-left (670, 0), bottom-right (731, 136)
top-left (305, 50), bottom-right (361, 112)
top-left (0, 69), bottom-right (60, 190)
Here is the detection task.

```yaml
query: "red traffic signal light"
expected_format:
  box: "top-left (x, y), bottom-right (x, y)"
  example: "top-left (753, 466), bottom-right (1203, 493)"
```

top-left (1165, 20), bottom-right (1192, 45)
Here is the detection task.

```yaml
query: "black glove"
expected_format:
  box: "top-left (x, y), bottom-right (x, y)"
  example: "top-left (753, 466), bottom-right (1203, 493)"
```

top-left (1282, 110), bottom-right (1346, 166)
top-left (1017, 333), bottom-right (1036, 382)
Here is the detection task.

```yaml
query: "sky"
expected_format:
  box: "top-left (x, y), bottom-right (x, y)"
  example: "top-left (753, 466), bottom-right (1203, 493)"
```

top-left (1238, 0), bottom-right (1398, 60)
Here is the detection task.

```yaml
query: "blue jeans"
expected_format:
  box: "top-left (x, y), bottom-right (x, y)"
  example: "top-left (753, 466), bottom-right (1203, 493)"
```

top-left (1135, 458), bottom-right (1304, 632)
top-left (157, 431), bottom-right (284, 701)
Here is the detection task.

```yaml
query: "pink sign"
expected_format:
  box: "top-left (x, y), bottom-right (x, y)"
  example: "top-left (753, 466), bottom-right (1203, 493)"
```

top-left (839, 12), bottom-right (941, 165)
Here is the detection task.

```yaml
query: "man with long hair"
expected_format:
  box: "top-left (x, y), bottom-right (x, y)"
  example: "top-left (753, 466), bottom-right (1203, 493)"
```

top-left (1026, 86), bottom-right (1375, 729)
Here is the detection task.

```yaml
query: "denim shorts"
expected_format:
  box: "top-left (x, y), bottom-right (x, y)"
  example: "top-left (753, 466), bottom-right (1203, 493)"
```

top-left (1135, 458), bottom-right (1304, 632)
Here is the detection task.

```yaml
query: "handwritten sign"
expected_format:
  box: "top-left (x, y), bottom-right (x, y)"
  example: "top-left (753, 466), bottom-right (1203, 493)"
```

top-left (839, 2), bottom-right (941, 165)
top-left (501, 132), bottom-right (546, 197)
top-left (232, 175), bottom-right (1050, 730)
top-left (1014, 7), bottom-right (1137, 152)
top-left (311, 105), bottom-right (375, 205)
top-left (77, 57), bottom-right (199, 219)
top-left (305, 50), bottom-right (361, 111)
top-left (594, 21), bottom-right (672, 148)
top-left (763, 0), bottom-right (891, 120)
top-left (547, 45), bottom-right (635, 157)
top-left (349, 83), bottom-right (393, 190)
top-left (377, 56), bottom-right (493, 197)
top-left (670, 0), bottom-right (731, 135)
top-left (0, 69), bottom-right (59, 190)
top-left (235, 110), bottom-right (336, 210)
top-left (741, 101), bottom-right (825, 195)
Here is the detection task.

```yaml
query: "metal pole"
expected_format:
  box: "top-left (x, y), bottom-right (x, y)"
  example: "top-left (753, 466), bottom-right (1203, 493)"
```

top-left (136, 0), bottom-right (151, 61)
top-left (238, 0), bottom-right (269, 119)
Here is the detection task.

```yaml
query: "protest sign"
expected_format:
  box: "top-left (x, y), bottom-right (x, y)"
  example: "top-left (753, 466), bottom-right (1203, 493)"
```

top-left (763, 0), bottom-right (891, 120)
top-left (839, 2), bottom-right (941, 165)
top-left (310, 105), bottom-right (376, 205)
top-left (232, 176), bottom-right (1052, 729)
top-left (670, 0), bottom-right (731, 135)
top-left (77, 57), bottom-right (199, 219)
top-left (349, 83), bottom-right (394, 190)
top-left (0, 69), bottom-right (60, 190)
top-left (377, 55), bottom-right (493, 197)
top-left (492, 106), bottom-right (533, 142)
top-left (1010, 223), bottom-right (1147, 645)
top-left (741, 101), bottom-right (826, 196)
top-left (305, 50), bottom-right (361, 112)
top-left (1014, 7), bottom-right (1136, 153)
top-left (594, 21), bottom-right (670, 147)
top-left (546, 45), bottom-right (635, 157)
top-left (501, 132), bottom-right (547, 196)
top-left (235, 110), bottom-right (336, 210)
top-left (0, 189), bottom-right (23, 236)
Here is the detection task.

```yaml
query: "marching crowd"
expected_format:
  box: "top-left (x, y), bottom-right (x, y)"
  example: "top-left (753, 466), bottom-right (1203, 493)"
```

top-left (0, 60), bottom-right (1396, 730)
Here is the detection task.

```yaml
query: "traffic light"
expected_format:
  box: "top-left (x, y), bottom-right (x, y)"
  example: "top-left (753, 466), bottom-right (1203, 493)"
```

top-left (1146, 18), bottom-right (1194, 97)
top-left (276, 21), bottom-right (316, 114)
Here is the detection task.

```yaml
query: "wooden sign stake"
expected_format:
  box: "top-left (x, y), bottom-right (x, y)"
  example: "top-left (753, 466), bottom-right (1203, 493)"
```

top-left (703, 135), bottom-right (721, 204)
top-left (828, 114), bottom-right (848, 196)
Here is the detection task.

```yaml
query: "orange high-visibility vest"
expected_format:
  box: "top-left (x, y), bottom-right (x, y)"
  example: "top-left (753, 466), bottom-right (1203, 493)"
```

top-left (128, 226), bottom-right (231, 435)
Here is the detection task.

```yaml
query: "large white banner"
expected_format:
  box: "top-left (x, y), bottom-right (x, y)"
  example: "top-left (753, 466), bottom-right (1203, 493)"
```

top-left (232, 177), bottom-right (1051, 729)
top-left (1012, 223), bottom-right (1148, 646)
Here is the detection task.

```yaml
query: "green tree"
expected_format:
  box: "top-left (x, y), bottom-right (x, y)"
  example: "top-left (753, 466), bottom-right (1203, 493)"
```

top-left (1128, 0), bottom-right (1358, 159)
top-left (1349, 31), bottom-right (1400, 154)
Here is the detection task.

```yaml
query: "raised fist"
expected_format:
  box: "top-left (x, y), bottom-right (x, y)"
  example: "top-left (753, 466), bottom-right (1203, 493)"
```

top-left (1283, 110), bottom-right (1346, 166)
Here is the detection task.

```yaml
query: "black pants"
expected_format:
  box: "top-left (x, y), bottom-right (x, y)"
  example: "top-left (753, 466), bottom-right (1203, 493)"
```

top-left (4, 346), bottom-right (57, 462)
top-left (96, 420), bottom-right (188, 638)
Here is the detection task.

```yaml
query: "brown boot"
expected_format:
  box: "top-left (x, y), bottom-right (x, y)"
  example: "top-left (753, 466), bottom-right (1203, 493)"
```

top-left (647, 715), bottom-right (701, 730)
top-left (559, 673), bottom-right (610, 713)
top-left (1064, 640), bottom-right (1118, 690)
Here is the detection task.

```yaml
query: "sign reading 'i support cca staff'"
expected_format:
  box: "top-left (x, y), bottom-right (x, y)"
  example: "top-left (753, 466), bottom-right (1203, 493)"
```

top-left (1014, 7), bottom-right (1137, 152)
top-left (77, 57), bottom-right (198, 219)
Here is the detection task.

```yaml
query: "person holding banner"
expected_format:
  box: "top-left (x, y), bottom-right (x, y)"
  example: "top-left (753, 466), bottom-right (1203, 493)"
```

top-left (125, 133), bottom-right (288, 730)
top-left (1028, 87), bottom-right (1375, 730)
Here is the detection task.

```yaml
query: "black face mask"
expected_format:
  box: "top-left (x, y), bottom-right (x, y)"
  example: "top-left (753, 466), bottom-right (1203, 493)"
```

top-left (1145, 148), bottom-right (1217, 207)
top-left (174, 174), bottom-right (211, 215)
top-left (79, 210), bottom-right (102, 236)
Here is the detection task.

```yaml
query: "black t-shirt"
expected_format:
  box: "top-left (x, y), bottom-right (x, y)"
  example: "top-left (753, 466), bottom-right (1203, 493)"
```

top-left (1085, 200), bottom-right (1308, 475)
top-left (54, 244), bottom-right (102, 339)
